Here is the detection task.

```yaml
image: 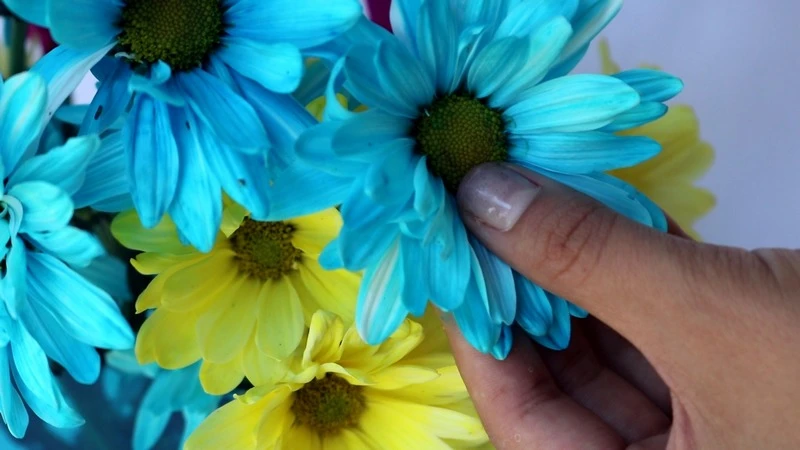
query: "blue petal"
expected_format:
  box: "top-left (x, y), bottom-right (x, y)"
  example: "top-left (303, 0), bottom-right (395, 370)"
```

top-left (123, 96), bottom-right (180, 228)
top-left (20, 302), bottom-right (101, 385)
top-left (7, 181), bottom-right (73, 234)
top-left (363, 141), bottom-right (418, 205)
top-left (411, 157), bottom-right (445, 219)
top-left (344, 42), bottom-right (431, 118)
top-left (389, 0), bottom-right (424, 51)
top-left (176, 69), bottom-right (269, 154)
top-left (495, 0), bottom-right (578, 38)
top-left (226, 0), bottom-right (362, 49)
top-left (10, 362), bottom-right (84, 429)
top-left (506, 74), bottom-right (640, 134)
top-left (509, 131), bottom-right (661, 173)
top-left (470, 237), bottom-right (516, 325)
top-left (307, 16), bottom-right (393, 62)
top-left (414, 0), bottom-right (458, 93)
top-left (80, 59), bottom-right (134, 135)
top-left (600, 102), bottom-right (668, 132)
top-left (452, 260), bottom-right (501, 354)
top-left (332, 110), bottom-right (412, 162)
top-left (514, 274), bottom-right (554, 337)
top-left (73, 132), bottom-right (131, 210)
top-left (26, 252), bottom-right (134, 350)
top-left (612, 69), bottom-right (684, 103)
top-left (337, 222), bottom-right (398, 272)
top-left (26, 227), bottom-right (104, 268)
top-left (0, 73), bottom-right (47, 173)
top-left (488, 18), bottom-right (574, 110)
top-left (2, 0), bottom-right (47, 26)
top-left (264, 162), bottom-right (351, 221)
top-left (568, 302), bottom-right (589, 318)
top-left (128, 62), bottom-right (185, 106)
top-left (218, 38), bottom-right (302, 94)
top-left (356, 239), bottom-right (410, 345)
top-left (0, 238), bottom-right (26, 319)
top-left (421, 202), bottom-right (471, 311)
top-left (8, 322), bottom-right (59, 410)
top-left (490, 325), bottom-right (514, 360)
top-left (532, 294), bottom-right (572, 350)
top-left (192, 113), bottom-right (271, 219)
top-left (132, 381), bottom-right (173, 450)
top-left (167, 111), bottom-right (222, 253)
top-left (32, 44), bottom-right (114, 120)
top-left (556, 0), bottom-right (621, 69)
top-left (9, 135), bottom-right (100, 197)
top-left (48, 0), bottom-right (121, 49)
top-left (398, 236), bottom-right (430, 317)
top-left (467, 37), bottom-right (530, 102)
top-left (591, 172), bottom-right (668, 232)
top-left (293, 59), bottom-right (331, 106)
top-left (295, 121), bottom-right (365, 177)
top-left (73, 254), bottom-right (132, 302)
top-left (0, 348), bottom-right (29, 438)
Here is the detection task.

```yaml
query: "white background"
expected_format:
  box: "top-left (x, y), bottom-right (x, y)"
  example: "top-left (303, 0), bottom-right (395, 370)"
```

top-left (575, 1), bottom-right (800, 249)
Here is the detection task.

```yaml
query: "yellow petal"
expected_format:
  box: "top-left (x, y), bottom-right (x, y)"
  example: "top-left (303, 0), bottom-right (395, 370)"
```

top-left (323, 429), bottom-right (378, 450)
top-left (289, 209), bottom-right (343, 256)
top-left (201, 278), bottom-right (259, 364)
top-left (403, 306), bottom-right (452, 359)
top-left (293, 259), bottom-right (358, 323)
top-left (358, 398), bottom-right (451, 450)
top-left (242, 340), bottom-right (287, 387)
top-left (256, 278), bottom-right (305, 359)
top-left (130, 251), bottom-right (200, 275)
top-left (598, 39), bottom-right (621, 74)
top-left (385, 365), bottom-right (471, 406)
top-left (221, 202), bottom-right (248, 237)
top-left (255, 388), bottom-right (294, 447)
top-left (365, 365), bottom-right (440, 391)
top-left (200, 356), bottom-right (245, 395)
top-left (302, 311), bottom-right (345, 367)
top-left (279, 424), bottom-right (321, 450)
top-left (185, 398), bottom-right (260, 450)
top-left (135, 308), bottom-right (201, 369)
top-left (111, 210), bottom-right (190, 254)
top-left (161, 250), bottom-right (239, 312)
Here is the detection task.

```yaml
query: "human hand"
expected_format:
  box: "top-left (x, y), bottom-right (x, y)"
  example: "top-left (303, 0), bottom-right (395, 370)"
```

top-left (446, 163), bottom-right (800, 449)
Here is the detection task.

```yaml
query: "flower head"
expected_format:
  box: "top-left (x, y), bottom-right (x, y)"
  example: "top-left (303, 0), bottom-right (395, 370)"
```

top-left (4, 0), bottom-right (363, 251)
top-left (289, 0), bottom-right (680, 356)
top-left (185, 309), bottom-right (487, 449)
top-left (112, 205), bottom-right (359, 394)
top-left (0, 72), bottom-right (133, 437)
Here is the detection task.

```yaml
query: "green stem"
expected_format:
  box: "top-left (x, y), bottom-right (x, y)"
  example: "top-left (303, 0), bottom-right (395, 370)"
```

top-left (9, 17), bottom-right (27, 76)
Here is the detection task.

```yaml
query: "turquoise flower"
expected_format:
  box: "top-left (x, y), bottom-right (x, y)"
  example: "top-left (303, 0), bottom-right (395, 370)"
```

top-left (0, 72), bottom-right (133, 438)
top-left (3, 0), bottom-right (363, 252)
top-left (101, 352), bottom-right (220, 450)
top-left (288, 0), bottom-right (680, 357)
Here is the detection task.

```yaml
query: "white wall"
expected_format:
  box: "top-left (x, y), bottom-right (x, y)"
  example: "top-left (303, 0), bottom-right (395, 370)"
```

top-left (576, 0), bottom-right (800, 249)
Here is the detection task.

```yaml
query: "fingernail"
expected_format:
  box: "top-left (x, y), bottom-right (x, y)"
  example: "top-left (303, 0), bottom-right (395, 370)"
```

top-left (457, 163), bottom-right (541, 232)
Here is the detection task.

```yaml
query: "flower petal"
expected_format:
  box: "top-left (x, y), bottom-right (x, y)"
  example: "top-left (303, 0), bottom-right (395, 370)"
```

top-left (256, 279), bottom-right (305, 359)
top-left (48, 0), bottom-right (121, 49)
top-left (514, 274), bottom-right (554, 337)
top-left (9, 135), bottom-right (100, 196)
top-left (8, 181), bottom-right (73, 234)
top-left (0, 73), bottom-right (47, 173)
top-left (73, 132), bottom-right (132, 210)
top-left (356, 239), bottom-right (410, 345)
top-left (470, 237), bottom-right (516, 325)
top-left (218, 38), bottom-right (302, 94)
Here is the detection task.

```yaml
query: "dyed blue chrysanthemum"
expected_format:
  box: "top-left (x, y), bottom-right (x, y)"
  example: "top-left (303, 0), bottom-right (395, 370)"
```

top-left (287, 0), bottom-right (681, 357)
top-left (3, 0), bottom-right (363, 252)
top-left (100, 352), bottom-right (220, 450)
top-left (0, 72), bottom-right (134, 437)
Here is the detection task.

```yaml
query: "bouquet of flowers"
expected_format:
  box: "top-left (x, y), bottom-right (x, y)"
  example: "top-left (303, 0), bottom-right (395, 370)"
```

top-left (0, 0), bottom-right (713, 448)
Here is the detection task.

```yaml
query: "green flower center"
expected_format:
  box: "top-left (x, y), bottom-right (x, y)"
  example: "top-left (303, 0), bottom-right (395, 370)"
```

top-left (413, 93), bottom-right (508, 192)
top-left (292, 375), bottom-right (367, 435)
top-left (229, 219), bottom-right (302, 281)
top-left (117, 0), bottom-right (225, 71)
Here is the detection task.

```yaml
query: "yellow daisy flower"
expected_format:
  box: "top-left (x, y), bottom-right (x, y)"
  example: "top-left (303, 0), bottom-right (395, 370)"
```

top-left (111, 205), bottom-right (360, 395)
top-left (600, 40), bottom-right (716, 239)
top-left (185, 309), bottom-right (489, 450)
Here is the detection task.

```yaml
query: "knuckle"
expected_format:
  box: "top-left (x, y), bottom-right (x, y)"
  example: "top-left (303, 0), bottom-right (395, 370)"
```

top-left (534, 197), bottom-right (618, 287)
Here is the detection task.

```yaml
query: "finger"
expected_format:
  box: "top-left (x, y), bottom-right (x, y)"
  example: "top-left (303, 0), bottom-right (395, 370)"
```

top-left (537, 323), bottom-right (670, 444)
top-left (455, 162), bottom-right (773, 349)
top-left (584, 318), bottom-right (672, 414)
top-left (444, 319), bottom-right (625, 449)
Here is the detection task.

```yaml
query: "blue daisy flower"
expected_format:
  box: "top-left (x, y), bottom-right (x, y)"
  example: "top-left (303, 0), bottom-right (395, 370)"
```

top-left (287, 0), bottom-right (681, 357)
top-left (3, 0), bottom-right (363, 252)
top-left (0, 71), bottom-right (134, 437)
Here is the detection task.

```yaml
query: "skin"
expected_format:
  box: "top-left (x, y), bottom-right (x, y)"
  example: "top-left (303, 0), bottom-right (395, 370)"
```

top-left (446, 163), bottom-right (800, 450)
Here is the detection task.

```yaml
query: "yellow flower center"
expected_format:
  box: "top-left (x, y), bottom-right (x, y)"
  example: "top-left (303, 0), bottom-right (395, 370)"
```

top-left (229, 219), bottom-right (302, 281)
top-left (413, 93), bottom-right (508, 192)
top-left (292, 375), bottom-right (367, 435)
top-left (117, 0), bottom-right (225, 71)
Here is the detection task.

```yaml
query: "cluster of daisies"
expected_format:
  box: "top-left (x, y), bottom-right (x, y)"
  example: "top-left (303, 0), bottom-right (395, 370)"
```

top-left (0, 0), bottom-right (714, 448)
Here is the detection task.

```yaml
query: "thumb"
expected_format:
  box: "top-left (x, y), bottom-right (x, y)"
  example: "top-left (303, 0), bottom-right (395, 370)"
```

top-left (455, 162), bottom-right (770, 350)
